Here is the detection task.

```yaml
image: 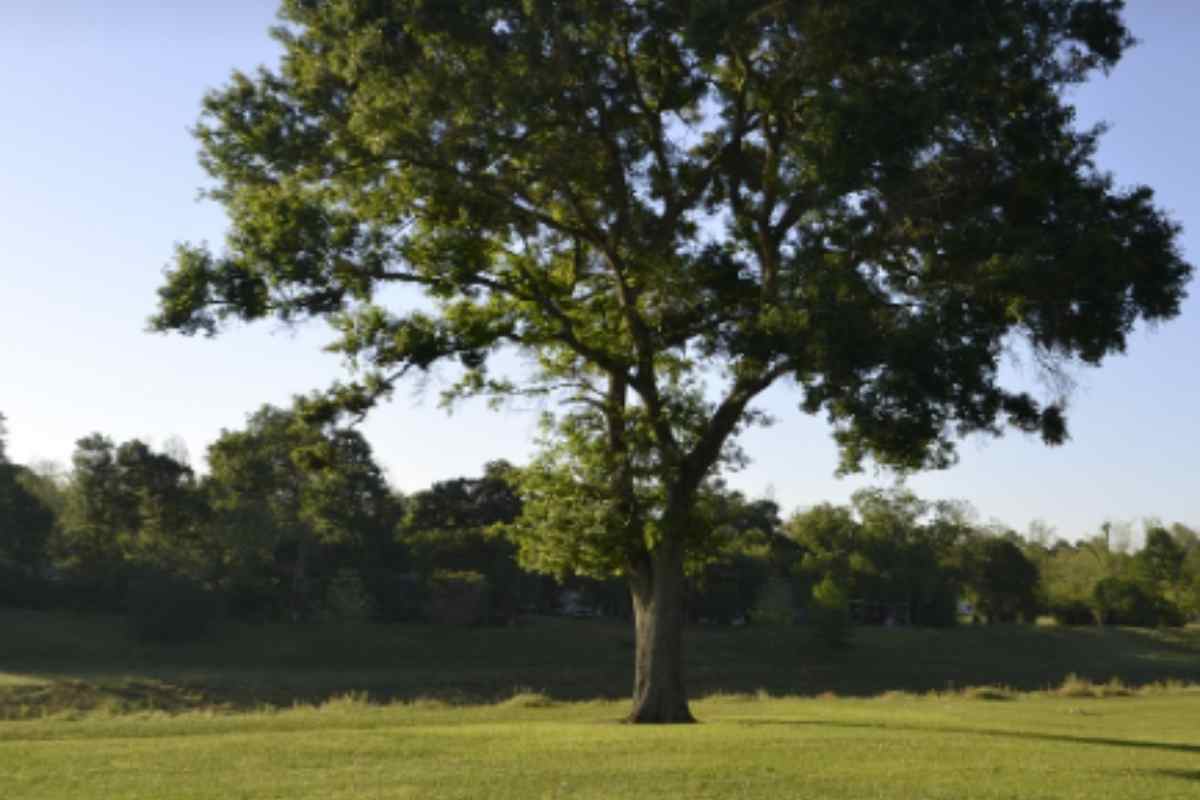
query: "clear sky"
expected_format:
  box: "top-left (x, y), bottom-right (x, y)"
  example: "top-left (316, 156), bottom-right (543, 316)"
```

top-left (1, 2), bottom-right (1196, 540)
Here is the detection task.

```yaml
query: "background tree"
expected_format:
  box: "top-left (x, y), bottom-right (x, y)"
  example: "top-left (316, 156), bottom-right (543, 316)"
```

top-left (0, 464), bottom-right (55, 577)
top-left (788, 488), bottom-right (970, 627)
top-left (1039, 539), bottom-right (1110, 623)
top-left (688, 488), bottom-right (791, 624)
top-left (54, 435), bottom-right (204, 600)
top-left (1137, 526), bottom-right (1185, 591)
top-left (111, 440), bottom-right (208, 579)
top-left (1168, 523), bottom-right (1199, 553)
top-left (787, 501), bottom-right (869, 619)
top-left (204, 402), bottom-right (395, 620)
top-left (18, 462), bottom-right (69, 526)
top-left (154, 0), bottom-right (1191, 721)
top-left (853, 488), bottom-right (971, 626)
top-left (1180, 542), bottom-right (1200, 621)
top-left (0, 414), bottom-right (56, 606)
top-left (55, 435), bottom-right (133, 595)
top-left (399, 461), bottom-right (528, 620)
top-left (964, 536), bottom-right (1040, 623)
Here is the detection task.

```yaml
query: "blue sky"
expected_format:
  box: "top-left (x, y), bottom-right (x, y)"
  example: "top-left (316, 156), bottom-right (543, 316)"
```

top-left (1, 2), bottom-right (1196, 540)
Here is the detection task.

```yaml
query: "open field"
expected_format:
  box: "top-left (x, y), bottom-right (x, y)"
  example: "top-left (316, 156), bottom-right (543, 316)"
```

top-left (3, 611), bottom-right (1199, 798)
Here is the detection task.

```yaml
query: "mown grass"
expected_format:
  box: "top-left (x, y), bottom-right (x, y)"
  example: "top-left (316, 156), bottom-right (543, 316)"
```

top-left (2, 689), bottom-right (1200, 799)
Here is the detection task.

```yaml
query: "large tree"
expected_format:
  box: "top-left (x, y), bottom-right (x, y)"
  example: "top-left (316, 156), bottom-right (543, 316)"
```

top-left (154, 1), bottom-right (1190, 721)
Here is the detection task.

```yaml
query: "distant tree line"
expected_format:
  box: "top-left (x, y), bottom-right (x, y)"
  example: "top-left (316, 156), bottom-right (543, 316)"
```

top-left (1, 407), bottom-right (1197, 642)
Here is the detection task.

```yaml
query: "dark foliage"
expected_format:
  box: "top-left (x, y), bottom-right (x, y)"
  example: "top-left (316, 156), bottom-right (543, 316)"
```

top-left (0, 560), bottom-right (47, 609)
top-left (968, 538), bottom-right (1041, 623)
top-left (126, 572), bottom-right (223, 644)
top-left (0, 463), bottom-right (55, 571)
top-left (1049, 599), bottom-right (1098, 626)
top-left (1093, 577), bottom-right (1184, 628)
top-left (428, 570), bottom-right (490, 626)
top-left (690, 554), bottom-right (770, 624)
top-left (362, 567), bottom-right (426, 622)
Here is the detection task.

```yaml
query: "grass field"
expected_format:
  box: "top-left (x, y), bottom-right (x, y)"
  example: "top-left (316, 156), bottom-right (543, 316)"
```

top-left (2, 610), bottom-right (1199, 798)
top-left (3, 689), bottom-right (1200, 798)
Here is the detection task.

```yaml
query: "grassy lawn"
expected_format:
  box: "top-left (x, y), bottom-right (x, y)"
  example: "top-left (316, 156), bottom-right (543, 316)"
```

top-left (2, 610), bottom-right (1199, 798)
top-left (2, 691), bottom-right (1200, 799)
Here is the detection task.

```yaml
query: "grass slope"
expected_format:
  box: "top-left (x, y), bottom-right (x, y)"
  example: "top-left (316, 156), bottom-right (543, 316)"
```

top-left (2, 609), bottom-right (1199, 716)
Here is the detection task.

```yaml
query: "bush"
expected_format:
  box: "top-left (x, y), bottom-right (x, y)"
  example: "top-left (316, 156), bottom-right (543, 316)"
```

top-left (753, 576), bottom-right (795, 626)
top-left (126, 572), bottom-right (222, 643)
top-left (321, 568), bottom-right (374, 621)
top-left (1048, 599), bottom-right (1095, 626)
top-left (1092, 577), bottom-right (1184, 627)
top-left (810, 575), bottom-right (852, 647)
top-left (1153, 598), bottom-right (1187, 628)
top-left (428, 570), bottom-right (490, 626)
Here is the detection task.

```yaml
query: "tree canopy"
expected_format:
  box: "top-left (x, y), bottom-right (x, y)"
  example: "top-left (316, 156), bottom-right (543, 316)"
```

top-left (154, 0), bottom-right (1191, 722)
top-left (204, 402), bottom-right (396, 617)
top-left (55, 435), bottom-right (204, 584)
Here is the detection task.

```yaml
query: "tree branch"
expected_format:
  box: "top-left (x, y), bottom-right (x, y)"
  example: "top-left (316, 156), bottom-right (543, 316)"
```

top-left (681, 360), bottom-right (793, 495)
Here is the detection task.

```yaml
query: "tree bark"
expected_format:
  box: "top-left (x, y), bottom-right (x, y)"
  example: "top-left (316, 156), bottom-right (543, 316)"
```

top-left (626, 546), bottom-right (695, 724)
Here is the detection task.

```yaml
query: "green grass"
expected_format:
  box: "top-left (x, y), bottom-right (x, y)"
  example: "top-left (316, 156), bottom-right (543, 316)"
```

top-left (3, 610), bottom-right (1200, 798)
top-left (2, 690), bottom-right (1200, 798)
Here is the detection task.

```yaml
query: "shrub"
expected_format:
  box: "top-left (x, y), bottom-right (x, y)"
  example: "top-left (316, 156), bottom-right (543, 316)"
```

top-left (321, 568), bottom-right (374, 621)
top-left (126, 572), bottom-right (222, 643)
top-left (1055, 674), bottom-right (1134, 698)
top-left (810, 575), bottom-right (852, 647)
top-left (1093, 577), bottom-right (1184, 627)
top-left (1048, 599), bottom-right (1095, 626)
top-left (753, 576), bottom-right (795, 626)
top-left (428, 570), bottom-right (490, 626)
top-left (961, 686), bottom-right (1017, 701)
top-left (501, 690), bottom-right (556, 709)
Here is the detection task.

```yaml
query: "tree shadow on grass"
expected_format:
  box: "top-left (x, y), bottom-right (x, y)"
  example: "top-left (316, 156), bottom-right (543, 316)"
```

top-left (1152, 769), bottom-right (1200, 781)
top-left (737, 718), bottom-right (1200, 756)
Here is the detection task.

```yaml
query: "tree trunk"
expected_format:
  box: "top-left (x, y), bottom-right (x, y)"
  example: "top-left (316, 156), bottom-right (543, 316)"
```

top-left (626, 547), bottom-right (695, 724)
